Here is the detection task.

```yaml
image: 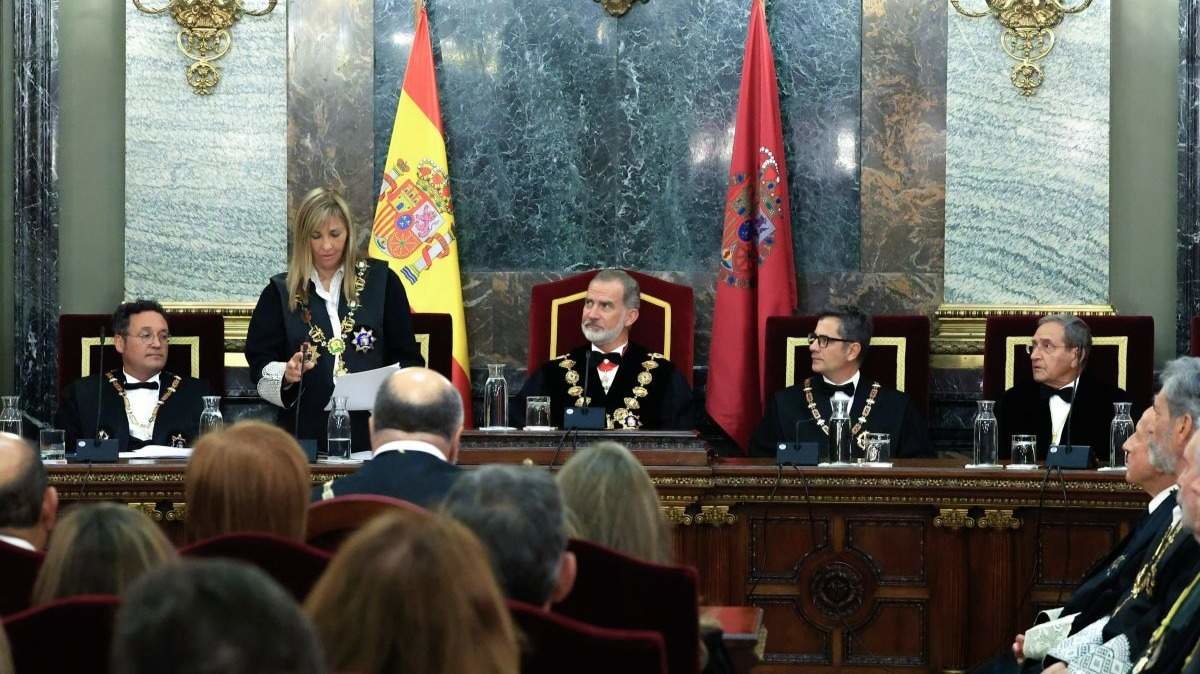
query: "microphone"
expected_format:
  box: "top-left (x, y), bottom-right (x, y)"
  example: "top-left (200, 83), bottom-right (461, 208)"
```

top-left (70, 325), bottom-right (118, 463)
top-left (563, 350), bottom-right (605, 430)
top-left (94, 325), bottom-right (107, 441)
top-left (777, 418), bottom-right (818, 466)
top-left (1048, 349), bottom-right (1090, 469)
top-left (293, 343), bottom-right (318, 462)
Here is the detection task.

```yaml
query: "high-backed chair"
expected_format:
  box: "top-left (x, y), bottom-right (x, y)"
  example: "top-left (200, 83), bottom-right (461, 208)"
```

top-left (508, 600), bottom-right (668, 674)
top-left (982, 315), bottom-right (1154, 413)
top-left (179, 533), bottom-right (331, 602)
top-left (57, 312), bottom-right (225, 398)
top-left (0, 541), bottom-right (43, 616)
top-left (527, 271), bottom-right (695, 384)
top-left (763, 315), bottom-right (931, 416)
top-left (553, 539), bottom-right (700, 674)
top-left (4, 594), bottom-right (120, 674)
top-left (1191, 315), bottom-right (1200, 356)
top-left (410, 312), bottom-right (453, 379)
top-left (305, 494), bottom-right (427, 552)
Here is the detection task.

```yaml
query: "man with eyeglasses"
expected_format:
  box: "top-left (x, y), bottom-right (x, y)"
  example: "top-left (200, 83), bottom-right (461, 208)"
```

top-left (57, 299), bottom-right (211, 450)
top-left (996, 313), bottom-right (1130, 462)
top-left (749, 305), bottom-right (929, 457)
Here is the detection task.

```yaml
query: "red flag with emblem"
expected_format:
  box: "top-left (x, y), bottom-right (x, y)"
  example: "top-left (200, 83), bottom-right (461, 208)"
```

top-left (706, 0), bottom-right (797, 452)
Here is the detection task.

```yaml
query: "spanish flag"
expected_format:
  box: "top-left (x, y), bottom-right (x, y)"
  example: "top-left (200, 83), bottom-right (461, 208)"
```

top-left (371, 1), bottom-right (474, 425)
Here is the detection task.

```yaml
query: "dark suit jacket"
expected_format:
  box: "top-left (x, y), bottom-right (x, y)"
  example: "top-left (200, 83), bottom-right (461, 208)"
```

top-left (312, 448), bottom-right (461, 508)
top-left (56, 370), bottom-right (211, 450)
top-left (996, 374), bottom-right (1131, 462)
top-left (749, 375), bottom-right (931, 458)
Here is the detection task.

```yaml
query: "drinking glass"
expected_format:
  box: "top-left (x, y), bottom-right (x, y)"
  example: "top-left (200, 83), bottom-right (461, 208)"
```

top-left (525, 396), bottom-right (553, 430)
top-left (863, 433), bottom-right (891, 465)
top-left (0, 396), bottom-right (21, 437)
top-left (39, 428), bottom-right (65, 463)
top-left (1011, 434), bottom-right (1038, 468)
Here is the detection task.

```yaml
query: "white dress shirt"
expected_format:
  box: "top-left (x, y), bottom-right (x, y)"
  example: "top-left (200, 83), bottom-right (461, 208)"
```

top-left (591, 342), bottom-right (628, 394)
top-left (823, 370), bottom-right (862, 405)
top-left (1048, 381), bottom-right (1077, 445)
top-left (122, 370), bottom-right (162, 441)
top-left (1148, 485), bottom-right (1177, 515)
top-left (373, 439), bottom-right (448, 462)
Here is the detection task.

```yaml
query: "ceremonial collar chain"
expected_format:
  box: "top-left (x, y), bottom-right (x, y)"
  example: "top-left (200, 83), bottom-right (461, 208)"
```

top-left (106, 370), bottom-right (181, 437)
top-left (1115, 520), bottom-right (1184, 618)
top-left (803, 376), bottom-right (880, 448)
top-left (559, 352), bottom-right (662, 429)
top-left (1135, 559), bottom-right (1200, 674)
top-left (297, 260), bottom-right (368, 377)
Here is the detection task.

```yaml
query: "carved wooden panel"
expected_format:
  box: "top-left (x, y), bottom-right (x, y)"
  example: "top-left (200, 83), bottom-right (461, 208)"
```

top-left (748, 511), bottom-right (830, 580)
top-left (846, 516), bottom-right (928, 584)
top-left (1036, 520), bottom-right (1122, 586)
top-left (845, 600), bottom-right (928, 667)
top-left (753, 598), bottom-right (831, 665)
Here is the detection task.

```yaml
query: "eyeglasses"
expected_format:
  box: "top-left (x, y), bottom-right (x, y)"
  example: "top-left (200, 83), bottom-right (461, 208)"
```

top-left (807, 332), bottom-right (852, 349)
top-left (125, 331), bottom-right (170, 345)
top-left (1025, 340), bottom-right (1072, 355)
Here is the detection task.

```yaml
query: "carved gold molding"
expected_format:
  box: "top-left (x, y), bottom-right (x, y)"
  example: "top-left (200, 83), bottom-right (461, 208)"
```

top-left (132, 0), bottom-right (278, 95)
top-left (594, 0), bottom-right (649, 17)
top-left (662, 506), bottom-right (694, 526)
top-left (977, 508), bottom-right (1022, 530)
top-left (934, 508), bottom-right (975, 530)
top-left (949, 0), bottom-right (1093, 96)
top-left (932, 303), bottom-right (1116, 365)
top-left (695, 505), bottom-right (737, 527)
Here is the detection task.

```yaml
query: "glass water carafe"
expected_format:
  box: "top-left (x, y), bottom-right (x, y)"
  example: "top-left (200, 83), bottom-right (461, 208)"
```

top-left (973, 400), bottom-right (998, 466)
top-left (0, 396), bottom-right (20, 437)
top-left (829, 398), bottom-right (853, 465)
top-left (327, 396), bottom-right (352, 459)
top-left (483, 364), bottom-right (508, 429)
top-left (198, 396), bottom-right (223, 437)
top-left (1109, 402), bottom-right (1134, 469)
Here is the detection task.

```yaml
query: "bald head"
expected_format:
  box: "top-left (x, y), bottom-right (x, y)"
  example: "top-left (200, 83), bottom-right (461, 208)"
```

top-left (0, 433), bottom-right (56, 548)
top-left (371, 368), bottom-right (464, 457)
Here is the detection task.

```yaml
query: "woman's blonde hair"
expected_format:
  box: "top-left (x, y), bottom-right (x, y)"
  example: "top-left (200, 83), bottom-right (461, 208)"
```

top-left (184, 421), bottom-right (311, 543)
top-left (556, 441), bottom-right (672, 564)
top-left (286, 187), bottom-right (362, 312)
top-left (32, 503), bottom-right (175, 605)
top-left (306, 511), bottom-right (519, 674)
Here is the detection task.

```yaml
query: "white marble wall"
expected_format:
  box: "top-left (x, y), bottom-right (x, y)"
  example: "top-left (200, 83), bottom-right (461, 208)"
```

top-left (124, 2), bottom-right (287, 302)
top-left (945, 1), bottom-right (1110, 305)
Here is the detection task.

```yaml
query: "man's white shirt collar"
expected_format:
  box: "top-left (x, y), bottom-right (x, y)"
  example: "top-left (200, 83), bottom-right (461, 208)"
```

top-left (1148, 485), bottom-right (1177, 515)
top-left (822, 370), bottom-right (861, 390)
top-left (0, 534), bottom-right (36, 552)
top-left (122, 370), bottom-right (161, 385)
top-left (373, 439), bottom-right (447, 463)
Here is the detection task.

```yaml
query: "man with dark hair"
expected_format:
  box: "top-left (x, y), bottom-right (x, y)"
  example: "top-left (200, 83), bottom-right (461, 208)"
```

top-left (997, 313), bottom-right (1130, 461)
top-left (0, 433), bottom-right (57, 550)
top-left (514, 268), bottom-right (692, 430)
top-left (441, 464), bottom-right (576, 608)
top-left (749, 305), bottom-right (930, 458)
top-left (314, 367), bottom-right (462, 506)
top-left (56, 299), bottom-right (211, 451)
top-left (111, 559), bottom-right (326, 674)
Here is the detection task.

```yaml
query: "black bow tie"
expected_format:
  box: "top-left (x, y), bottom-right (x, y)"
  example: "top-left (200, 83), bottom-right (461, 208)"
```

top-left (1042, 385), bottom-right (1074, 403)
top-left (592, 352), bottom-right (622, 366)
top-left (123, 380), bottom-right (159, 391)
top-left (821, 380), bottom-right (855, 398)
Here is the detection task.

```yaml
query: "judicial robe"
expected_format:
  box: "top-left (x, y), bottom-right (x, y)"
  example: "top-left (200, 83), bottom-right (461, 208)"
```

top-left (56, 369), bottom-right (210, 451)
top-left (245, 259), bottom-right (424, 452)
top-left (749, 375), bottom-right (930, 458)
top-left (1130, 565), bottom-right (1200, 674)
top-left (513, 343), bottom-right (693, 430)
top-left (312, 449), bottom-right (462, 507)
top-left (996, 374), bottom-right (1131, 462)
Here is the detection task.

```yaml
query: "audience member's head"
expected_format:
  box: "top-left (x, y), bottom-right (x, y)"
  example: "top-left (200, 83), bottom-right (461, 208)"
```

top-left (1123, 407), bottom-right (1175, 498)
top-left (111, 559), bottom-right (325, 674)
top-left (1029, 313), bottom-right (1091, 388)
top-left (0, 433), bottom-right (56, 550)
top-left (370, 367), bottom-right (464, 463)
top-left (441, 465), bottom-right (576, 608)
top-left (306, 511), bottom-right (518, 674)
top-left (1150, 357), bottom-right (1200, 475)
top-left (557, 441), bottom-right (672, 564)
top-left (185, 421), bottom-right (310, 543)
top-left (32, 503), bottom-right (175, 605)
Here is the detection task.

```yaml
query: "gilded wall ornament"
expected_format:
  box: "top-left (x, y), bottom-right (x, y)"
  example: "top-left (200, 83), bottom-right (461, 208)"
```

top-left (949, 0), bottom-right (1093, 96)
top-left (594, 0), bottom-right (649, 17)
top-left (131, 0), bottom-right (278, 95)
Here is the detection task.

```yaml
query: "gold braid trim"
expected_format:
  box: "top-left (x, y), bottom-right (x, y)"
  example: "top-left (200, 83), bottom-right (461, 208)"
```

top-left (559, 351), bottom-right (663, 429)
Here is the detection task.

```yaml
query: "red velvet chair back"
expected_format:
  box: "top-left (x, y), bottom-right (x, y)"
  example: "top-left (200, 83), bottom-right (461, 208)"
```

top-left (4, 594), bottom-right (120, 674)
top-left (179, 533), bottom-right (331, 602)
top-left (57, 312), bottom-right (225, 397)
top-left (763, 315), bottom-right (931, 415)
top-left (528, 271), bottom-right (695, 384)
top-left (553, 539), bottom-right (700, 674)
top-left (411, 313), bottom-right (453, 379)
top-left (305, 494), bottom-right (428, 552)
top-left (508, 600), bottom-right (668, 674)
top-left (982, 315), bottom-right (1154, 413)
top-left (0, 542), bottom-right (43, 617)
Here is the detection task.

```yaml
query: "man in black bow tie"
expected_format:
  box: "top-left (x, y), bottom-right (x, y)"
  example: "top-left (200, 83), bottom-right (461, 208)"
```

top-left (513, 269), bottom-right (692, 430)
top-left (749, 306), bottom-right (930, 457)
top-left (57, 300), bottom-right (211, 451)
top-left (996, 313), bottom-right (1130, 461)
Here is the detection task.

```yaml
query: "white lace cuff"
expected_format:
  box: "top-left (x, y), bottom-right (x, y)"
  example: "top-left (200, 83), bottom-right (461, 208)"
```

top-left (1070, 635), bottom-right (1132, 674)
top-left (258, 361), bottom-right (288, 408)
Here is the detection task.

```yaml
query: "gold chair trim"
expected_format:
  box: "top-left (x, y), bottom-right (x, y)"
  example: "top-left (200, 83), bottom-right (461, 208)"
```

top-left (1004, 335), bottom-right (1128, 390)
top-left (785, 336), bottom-right (907, 391)
top-left (82, 335), bottom-right (201, 379)
top-left (549, 291), bottom-right (672, 361)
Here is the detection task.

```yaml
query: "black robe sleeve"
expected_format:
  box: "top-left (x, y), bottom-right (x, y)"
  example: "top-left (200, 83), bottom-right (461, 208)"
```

top-left (381, 267), bottom-right (424, 368)
top-left (244, 281), bottom-right (299, 408)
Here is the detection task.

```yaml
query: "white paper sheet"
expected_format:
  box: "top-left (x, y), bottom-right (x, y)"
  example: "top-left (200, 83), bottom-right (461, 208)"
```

top-left (324, 364), bottom-right (401, 411)
top-left (118, 445), bottom-right (193, 460)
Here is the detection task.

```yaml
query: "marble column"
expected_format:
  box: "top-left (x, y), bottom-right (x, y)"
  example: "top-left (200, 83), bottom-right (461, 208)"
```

top-left (1179, 0), bottom-right (1200, 354)
top-left (945, 1), bottom-right (1111, 305)
top-left (124, 2), bottom-right (288, 302)
top-left (12, 0), bottom-right (60, 426)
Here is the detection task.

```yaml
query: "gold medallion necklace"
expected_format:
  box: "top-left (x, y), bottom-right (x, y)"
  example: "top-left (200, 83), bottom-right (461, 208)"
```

top-left (802, 376), bottom-right (880, 448)
top-left (106, 371), bottom-right (181, 438)
top-left (297, 260), bottom-right (368, 377)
